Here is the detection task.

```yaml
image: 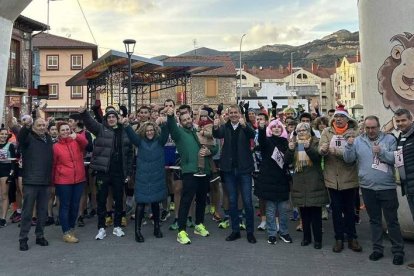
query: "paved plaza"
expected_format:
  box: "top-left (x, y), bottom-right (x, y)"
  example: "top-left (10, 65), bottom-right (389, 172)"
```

top-left (0, 206), bottom-right (412, 276)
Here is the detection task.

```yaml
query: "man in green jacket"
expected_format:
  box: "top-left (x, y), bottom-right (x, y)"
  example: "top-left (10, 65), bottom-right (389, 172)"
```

top-left (166, 107), bottom-right (217, 245)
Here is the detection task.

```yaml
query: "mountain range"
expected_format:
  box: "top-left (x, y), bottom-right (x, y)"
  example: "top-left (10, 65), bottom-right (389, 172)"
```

top-left (180, 30), bottom-right (360, 68)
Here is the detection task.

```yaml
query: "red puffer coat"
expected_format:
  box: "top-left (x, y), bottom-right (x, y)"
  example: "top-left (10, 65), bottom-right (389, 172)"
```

top-left (52, 133), bottom-right (88, 185)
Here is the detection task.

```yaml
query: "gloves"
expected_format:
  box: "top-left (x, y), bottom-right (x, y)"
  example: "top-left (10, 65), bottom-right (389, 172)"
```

top-left (217, 103), bottom-right (223, 115)
top-left (119, 105), bottom-right (128, 117)
top-left (271, 100), bottom-right (277, 109)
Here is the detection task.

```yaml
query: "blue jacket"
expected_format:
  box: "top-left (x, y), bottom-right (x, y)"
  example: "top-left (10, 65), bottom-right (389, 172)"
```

top-left (343, 132), bottom-right (397, 191)
top-left (125, 124), bottom-right (169, 204)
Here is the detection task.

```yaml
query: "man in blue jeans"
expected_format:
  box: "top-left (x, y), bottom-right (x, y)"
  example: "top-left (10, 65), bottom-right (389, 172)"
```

top-left (213, 104), bottom-right (256, 243)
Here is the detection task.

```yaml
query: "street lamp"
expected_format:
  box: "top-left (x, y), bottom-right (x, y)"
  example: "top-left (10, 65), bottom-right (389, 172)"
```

top-left (123, 39), bottom-right (136, 114)
top-left (239, 33), bottom-right (247, 103)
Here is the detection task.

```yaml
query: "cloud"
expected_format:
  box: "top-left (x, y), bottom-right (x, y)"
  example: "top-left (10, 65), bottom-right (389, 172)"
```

top-left (82, 0), bottom-right (157, 14)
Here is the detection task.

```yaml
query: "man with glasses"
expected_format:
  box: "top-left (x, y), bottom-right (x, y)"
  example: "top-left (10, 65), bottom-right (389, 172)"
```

top-left (319, 105), bottom-right (362, 253)
top-left (344, 116), bottom-right (404, 265)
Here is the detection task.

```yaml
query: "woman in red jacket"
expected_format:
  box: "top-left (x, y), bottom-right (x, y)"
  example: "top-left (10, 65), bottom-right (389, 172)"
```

top-left (53, 121), bottom-right (87, 243)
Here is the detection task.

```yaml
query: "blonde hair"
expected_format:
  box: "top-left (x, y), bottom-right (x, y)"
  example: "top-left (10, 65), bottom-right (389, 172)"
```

top-left (137, 121), bottom-right (161, 138)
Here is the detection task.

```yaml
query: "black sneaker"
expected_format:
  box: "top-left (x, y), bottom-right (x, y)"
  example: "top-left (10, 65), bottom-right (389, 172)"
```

top-left (160, 209), bottom-right (170, 222)
top-left (194, 170), bottom-right (206, 177)
top-left (393, 255), bottom-right (404, 265)
top-left (31, 217), bottom-right (37, 226)
top-left (0, 218), bottom-right (6, 227)
top-left (279, 233), bottom-right (293, 243)
top-left (267, 236), bottom-right (277, 245)
top-left (19, 238), bottom-right (28, 251)
top-left (77, 216), bottom-right (85, 227)
top-left (369, 251), bottom-right (384, 261)
top-left (88, 209), bottom-right (96, 218)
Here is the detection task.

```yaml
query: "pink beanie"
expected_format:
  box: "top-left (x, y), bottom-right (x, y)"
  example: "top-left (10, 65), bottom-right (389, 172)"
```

top-left (266, 119), bottom-right (288, 138)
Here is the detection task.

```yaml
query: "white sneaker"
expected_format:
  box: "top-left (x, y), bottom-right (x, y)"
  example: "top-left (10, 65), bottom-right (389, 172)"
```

top-left (257, 221), bottom-right (266, 231)
top-left (95, 228), bottom-right (106, 240)
top-left (112, 226), bottom-right (125, 237)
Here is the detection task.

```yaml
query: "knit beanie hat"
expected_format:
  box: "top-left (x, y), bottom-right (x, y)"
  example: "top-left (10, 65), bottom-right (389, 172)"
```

top-left (201, 107), bottom-right (215, 122)
top-left (104, 110), bottom-right (119, 120)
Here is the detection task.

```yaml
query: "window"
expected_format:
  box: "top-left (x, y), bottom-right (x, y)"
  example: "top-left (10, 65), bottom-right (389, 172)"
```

top-left (150, 84), bottom-right (159, 99)
top-left (176, 85), bottom-right (185, 104)
top-left (71, 86), bottom-right (83, 99)
top-left (71, 55), bottom-right (83, 70)
top-left (49, 83), bottom-right (59, 99)
top-left (205, 78), bottom-right (218, 97)
top-left (47, 55), bottom-right (59, 70)
top-left (297, 73), bottom-right (308, 79)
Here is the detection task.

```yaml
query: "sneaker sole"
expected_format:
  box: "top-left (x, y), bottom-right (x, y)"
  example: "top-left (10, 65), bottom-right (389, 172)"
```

top-left (95, 234), bottom-right (106, 240)
top-left (210, 176), bottom-right (220, 183)
top-left (280, 236), bottom-right (293, 243)
top-left (267, 241), bottom-right (277, 245)
top-left (194, 231), bottom-right (210, 237)
top-left (177, 238), bottom-right (191, 244)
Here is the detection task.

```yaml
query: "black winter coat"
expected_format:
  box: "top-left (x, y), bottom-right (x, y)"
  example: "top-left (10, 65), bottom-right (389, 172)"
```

top-left (397, 128), bottom-right (414, 195)
top-left (18, 127), bottom-right (53, 186)
top-left (254, 128), bottom-right (290, 202)
top-left (80, 111), bottom-right (133, 179)
top-left (212, 120), bottom-right (255, 174)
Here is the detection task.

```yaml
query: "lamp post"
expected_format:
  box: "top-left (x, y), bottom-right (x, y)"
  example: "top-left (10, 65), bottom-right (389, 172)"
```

top-left (123, 39), bottom-right (136, 114)
top-left (239, 33), bottom-right (247, 103)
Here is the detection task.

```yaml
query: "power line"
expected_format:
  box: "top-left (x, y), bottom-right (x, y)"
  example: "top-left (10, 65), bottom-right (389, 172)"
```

top-left (76, 0), bottom-right (101, 56)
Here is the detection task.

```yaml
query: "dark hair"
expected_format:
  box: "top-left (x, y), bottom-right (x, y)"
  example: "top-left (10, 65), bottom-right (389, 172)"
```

top-left (138, 105), bottom-right (150, 113)
top-left (164, 99), bottom-right (175, 107)
top-left (47, 123), bottom-right (56, 131)
top-left (299, 112), bottom-right (312, 122)
top-left (364, 115), bottom-right (381, 128)
top-left (328, 109), bottom-right (336, 114)
top-left (178, 104), bottom-right (191, 115)
top-left (56, 121), bottom-right (70, 132)
top-left (258, 113), bottom-right (269, 121)
top-left (394, 108), bottom-right (412, 120)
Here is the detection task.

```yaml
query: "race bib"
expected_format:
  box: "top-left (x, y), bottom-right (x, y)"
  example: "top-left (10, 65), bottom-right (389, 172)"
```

top-left (372, 155), bottom-right (388, 173)
top-left (0, 149), bottom-right (7, 160)
top-left (271, 146), bottom-right (284, 169)
top-left (394, 149), bottom-right (404, 168)
top-left (329, 135), bottom-right (346, 151)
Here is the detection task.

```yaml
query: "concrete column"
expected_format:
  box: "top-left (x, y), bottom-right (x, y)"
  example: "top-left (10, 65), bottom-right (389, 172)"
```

top-left (0, 0), bottom-right (33, 123)
top-left (359, 0), bottom-right (414, 239)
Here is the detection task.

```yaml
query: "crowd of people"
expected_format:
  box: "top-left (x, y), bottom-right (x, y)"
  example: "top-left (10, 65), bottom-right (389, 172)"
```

top-left (1, 98), bottom-right (414, 269)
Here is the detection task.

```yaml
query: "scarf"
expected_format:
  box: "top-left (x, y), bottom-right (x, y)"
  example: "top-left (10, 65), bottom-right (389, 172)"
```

top-left (294, 138), bottom-right (313, 172)
top-left (332, 121), bottom-right (349, 135)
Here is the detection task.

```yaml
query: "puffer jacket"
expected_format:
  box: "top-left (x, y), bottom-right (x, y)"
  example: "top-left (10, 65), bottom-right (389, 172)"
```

top-left (285, 138), bottom-right (328, 207)
top-left (18, 126), bottom-right (53, 186)
top-left (397, 123), bottom-right (414, 195)
top-left (80, 111), bottom-right (133, 178)
top-left (319, 118), bottom-right (359, 190)
top-left (125, 124), bottom-right (169, 203)
top-left (254, 127), bottom-right (291, 202)
top-left (52, 133), bottom-right (88, 185)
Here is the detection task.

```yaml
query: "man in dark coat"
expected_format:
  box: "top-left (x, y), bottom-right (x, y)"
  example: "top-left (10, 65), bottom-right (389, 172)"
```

top-left (18, 116), bottom-right (53, 251)
top-left (79, 106), bottom-right (132, 240)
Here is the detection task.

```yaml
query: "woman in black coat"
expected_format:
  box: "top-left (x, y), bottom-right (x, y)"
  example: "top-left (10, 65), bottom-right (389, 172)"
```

top-left (255, 119), bottom-right (292, 244)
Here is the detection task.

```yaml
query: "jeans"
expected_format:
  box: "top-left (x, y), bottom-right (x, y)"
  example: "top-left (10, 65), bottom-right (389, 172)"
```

top-left (266, 200), bottom-right (289, 237)
top-left (177, 174), bottom-right (209, 232)
top-left (407, 194), bottom-right (414, 222)
top-left (328, 188), bottom-right (357, 241)
top-left (19, 185), bottom-right (50, 240)
top-left (55, 182), bottom-right (85, 233)
top-left (300, 207), bottom-right (322, 243)
top-left (223, 170), bottom-right (254, 234)
top-left (361, 188), bottom-right (404, 256)
top-left (96, 172), bottom-right (124, 229)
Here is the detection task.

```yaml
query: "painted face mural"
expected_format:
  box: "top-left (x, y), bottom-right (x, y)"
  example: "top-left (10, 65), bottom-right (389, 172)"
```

top-left (377, 32), bottom-right (414, 131)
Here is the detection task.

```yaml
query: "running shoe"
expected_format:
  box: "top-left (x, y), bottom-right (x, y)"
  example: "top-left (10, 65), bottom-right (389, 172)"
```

top-left (160, 209), bottom-right (170, 222)
top-left (212, 212), bottom-right (222, 222)
top-left (45, 216), bottom-right (55, 226)
top-left (257, 221), bottom-right (266, 231)
top-left (0, 218), bottom-right (6, 227)
top-left (169, 202), bottom-right (175, 211)
top-left (239, 221), bottom-right (246, 230)
top-left (121, 216), bottom-right (128, 227)
top-left (194, 170), bottom-right (206, 177)
top-left (77, 216), bottom-right (85, 227)
top-left (218, 218), bottom-right (230, 229)
top-left (279, 233), bottom-right (293, 243)
top-left (12, 212), bottom-right (22, 223)
top-left (112, 227), bottom-right (125, 237)
top-left (105, 216), bottom-right (113, 227)
top-left (95, 228), bottom-right (106, 240)
top-left (194, 223), bottom-right (210, 237)
top-left (268, 236), bottom-right (277, 245)
top-left (186, 217), bottom-right (195, 228)
top-left (177, 230), bottom-right (191, 244)
top-left (169, 219), bottom-right (179, 231)
top-left (209, 206), bottom-right (216, 215)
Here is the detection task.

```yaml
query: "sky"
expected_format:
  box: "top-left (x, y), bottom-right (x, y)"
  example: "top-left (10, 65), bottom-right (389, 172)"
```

top-left (22, 0), bottom-right (359, 58)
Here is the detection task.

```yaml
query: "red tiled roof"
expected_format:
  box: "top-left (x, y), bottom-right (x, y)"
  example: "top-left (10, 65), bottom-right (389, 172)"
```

top-left (165, 55), bottom-right (236, 77)
top-left (304, 67), bottom-right (336, 78)
top-left (32, 33), bottom-right (98, 60)
top-left (245, 67), bottom-right (290, 80)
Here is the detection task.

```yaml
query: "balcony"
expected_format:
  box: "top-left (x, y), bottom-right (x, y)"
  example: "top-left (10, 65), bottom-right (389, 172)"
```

top-left (7, 68), bottom-right (29, 89)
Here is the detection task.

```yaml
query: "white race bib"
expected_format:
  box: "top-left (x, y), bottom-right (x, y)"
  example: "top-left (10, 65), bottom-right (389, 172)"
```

top-left (271, 146), bottom-right (284, 169)
top-left (372, 155), bottom-right (388, 173)
top-left (394, 149), bottom-right (404, 168)
top-left (330, 135), bottom-right (346, 151)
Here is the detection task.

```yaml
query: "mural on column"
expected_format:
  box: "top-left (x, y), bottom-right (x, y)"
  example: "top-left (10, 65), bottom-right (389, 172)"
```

top-left (378, 32), bottom-right (414, 131)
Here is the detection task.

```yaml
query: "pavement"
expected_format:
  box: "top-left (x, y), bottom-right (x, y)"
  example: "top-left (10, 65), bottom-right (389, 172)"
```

top-left (0, 206), bottom-right (413, 276)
